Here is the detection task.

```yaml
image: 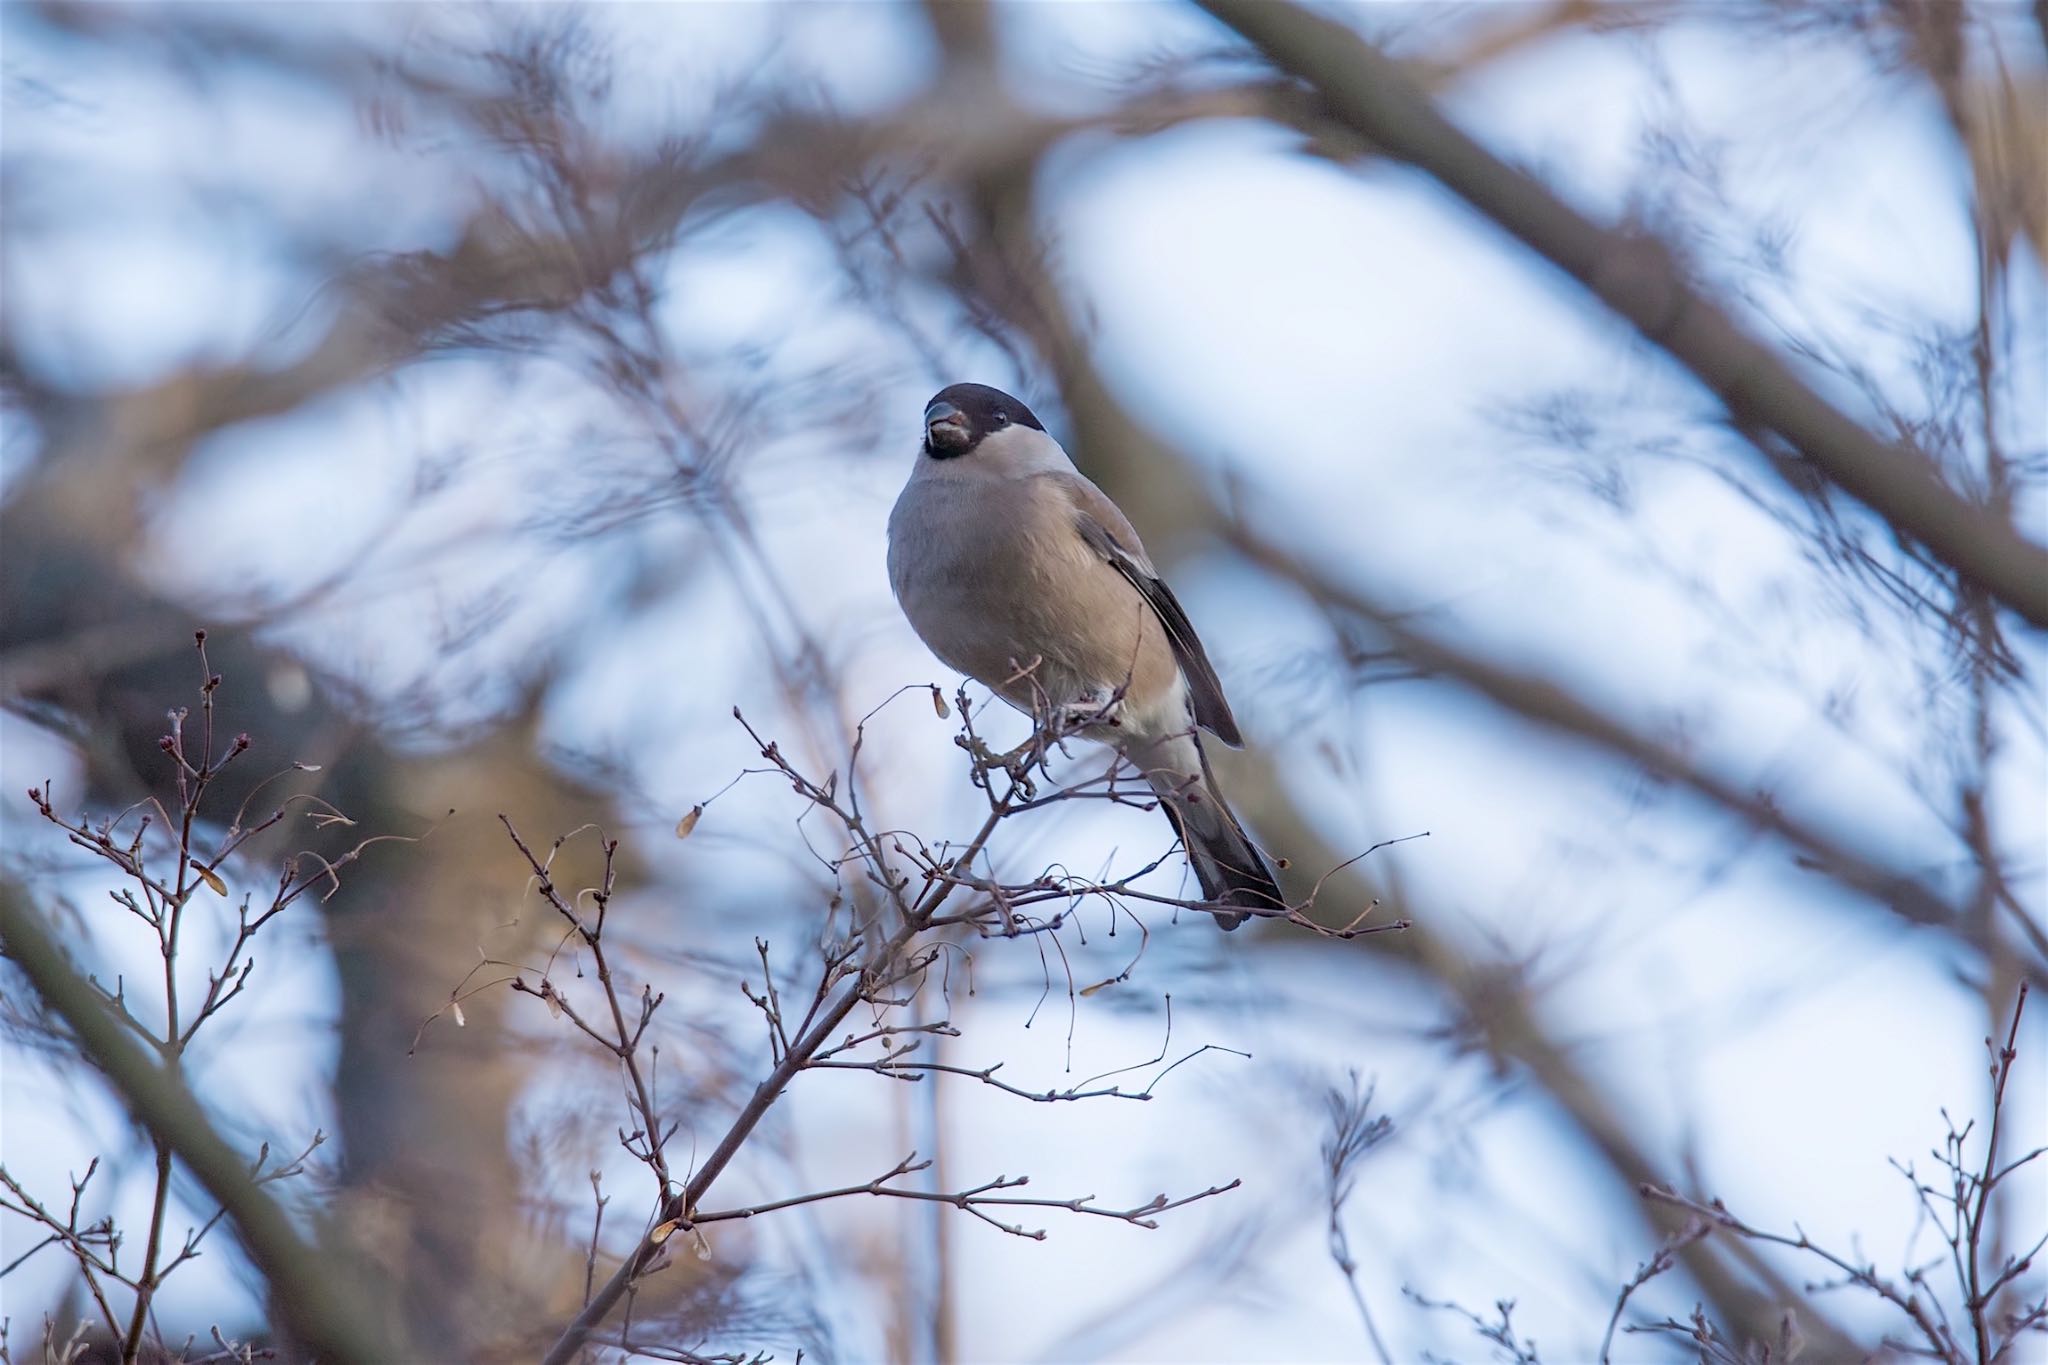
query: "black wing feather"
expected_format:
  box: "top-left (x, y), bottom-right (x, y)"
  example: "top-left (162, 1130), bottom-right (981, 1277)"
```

top-left (1074, 513), bottom-right (1244, 748)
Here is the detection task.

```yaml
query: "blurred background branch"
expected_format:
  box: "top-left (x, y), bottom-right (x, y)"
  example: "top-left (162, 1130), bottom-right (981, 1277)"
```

top-left (2, 0), bottom-right (2041, 1359)
top-left (1200, 0), bottom-right (2048, 629)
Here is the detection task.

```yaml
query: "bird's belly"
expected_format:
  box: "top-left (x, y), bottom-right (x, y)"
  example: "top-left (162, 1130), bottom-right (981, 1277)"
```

top-left (899, 571), bottom-right (1101, 709)
top-left (889, 482), bottom-right (1180, 726)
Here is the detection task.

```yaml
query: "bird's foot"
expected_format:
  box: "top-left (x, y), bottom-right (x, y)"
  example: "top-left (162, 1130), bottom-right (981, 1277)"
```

top-left (1053, 691), bottom-right (1122, 735)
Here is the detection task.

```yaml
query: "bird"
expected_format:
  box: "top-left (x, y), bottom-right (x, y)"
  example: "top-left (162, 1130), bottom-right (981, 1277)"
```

top-left (886, 381), bottom-right (1283, 930)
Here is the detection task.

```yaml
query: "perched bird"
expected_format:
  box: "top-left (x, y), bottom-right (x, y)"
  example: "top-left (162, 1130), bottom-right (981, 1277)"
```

top-left (887, 382), bottom-right (1282, 930)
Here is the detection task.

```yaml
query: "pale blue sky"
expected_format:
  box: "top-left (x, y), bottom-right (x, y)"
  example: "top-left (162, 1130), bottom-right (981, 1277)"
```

top-left (3, 3), bottom-right (2042, 1360)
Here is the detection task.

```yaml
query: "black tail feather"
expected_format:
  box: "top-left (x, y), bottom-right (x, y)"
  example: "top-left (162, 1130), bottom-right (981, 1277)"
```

top-left (1159, 776), bottom-right (1284, 932)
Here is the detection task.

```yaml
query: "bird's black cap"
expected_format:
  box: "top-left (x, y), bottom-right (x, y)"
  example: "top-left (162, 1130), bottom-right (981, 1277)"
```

top-left (923, 382), bottom-right (1045, 458)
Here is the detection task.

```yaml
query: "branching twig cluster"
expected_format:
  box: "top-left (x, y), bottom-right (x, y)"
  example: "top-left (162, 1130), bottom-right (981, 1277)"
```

top-left (468, 681), bottom-right (1417, 1362)
top-left (1602, 985), bottom-right (2042, 1363)
top-left (1323, 1072), bottom-right (1396, 1365)
top-left (1404, 1287), bottom-right (1544, 1365)
top-left (0, 636), bottom-right (401, 1362)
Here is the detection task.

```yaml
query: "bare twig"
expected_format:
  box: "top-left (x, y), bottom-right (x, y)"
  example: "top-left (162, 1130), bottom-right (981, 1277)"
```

top-left (689, 1152), bottom-right (1240, 1242)
top-left (1599, 1214), bottom-right (1715, 1364)
top-left (1322, 1073), bottom-right (1395, 1365)
top-left (1403, 1287), bottom-right (1543, 1364)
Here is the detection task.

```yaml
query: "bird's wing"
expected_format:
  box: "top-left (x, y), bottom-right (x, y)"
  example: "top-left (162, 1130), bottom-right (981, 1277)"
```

top-left (1055, 473), bottom-right (1244, 748)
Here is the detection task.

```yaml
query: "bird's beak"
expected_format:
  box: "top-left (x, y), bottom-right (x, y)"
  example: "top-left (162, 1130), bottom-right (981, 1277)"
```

top-left (925, 400), bottom-right (969, 450)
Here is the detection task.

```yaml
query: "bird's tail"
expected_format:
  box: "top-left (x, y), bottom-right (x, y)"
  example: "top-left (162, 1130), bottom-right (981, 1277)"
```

top-left (1145, 737), bottom-right (1283, 932)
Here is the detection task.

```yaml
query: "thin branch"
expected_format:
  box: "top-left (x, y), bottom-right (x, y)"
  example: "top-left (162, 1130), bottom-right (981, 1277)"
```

top-left (1322, 1074), bottom-right (1395, 1365)
top-left (1640, 1185), bottom-right (1959, 1362)
top-left (688, 1152), bottom-right (1238, 1241)
top-left (1600, 1214), bottom-right (1715, 1363)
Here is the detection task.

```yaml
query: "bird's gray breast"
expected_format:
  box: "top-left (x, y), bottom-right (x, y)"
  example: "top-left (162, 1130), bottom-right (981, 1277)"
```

top-left (887, 475), bottom-right (1110, 705)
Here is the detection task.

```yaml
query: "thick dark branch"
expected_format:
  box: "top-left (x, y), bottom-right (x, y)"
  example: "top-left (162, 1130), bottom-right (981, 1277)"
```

top-left (1197, 0), bottom-right (2048, 630)
top-left (1233, 523), bottom-right (2042, 987)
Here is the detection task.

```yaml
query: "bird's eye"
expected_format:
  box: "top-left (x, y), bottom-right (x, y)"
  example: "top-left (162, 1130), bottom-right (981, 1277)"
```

top-left (991, 412), bottom-right (1011, 428)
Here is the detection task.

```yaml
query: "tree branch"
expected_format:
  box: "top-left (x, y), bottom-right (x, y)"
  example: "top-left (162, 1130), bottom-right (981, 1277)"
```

top-left (1229, 521), bottom-right (2045, 989)
top-left (1196, 0), bottom-right (2048, 630)
top-left (0, 881), bottom-right (395, 1365)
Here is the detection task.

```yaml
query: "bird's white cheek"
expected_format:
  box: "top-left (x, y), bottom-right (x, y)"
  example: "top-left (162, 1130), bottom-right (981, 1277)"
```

top-left (979, 427), bottom-right (1079, 476)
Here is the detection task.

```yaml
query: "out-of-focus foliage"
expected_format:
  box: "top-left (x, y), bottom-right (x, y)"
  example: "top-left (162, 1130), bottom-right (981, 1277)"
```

top-left (2, 2), bottom-right (2042, 1362)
